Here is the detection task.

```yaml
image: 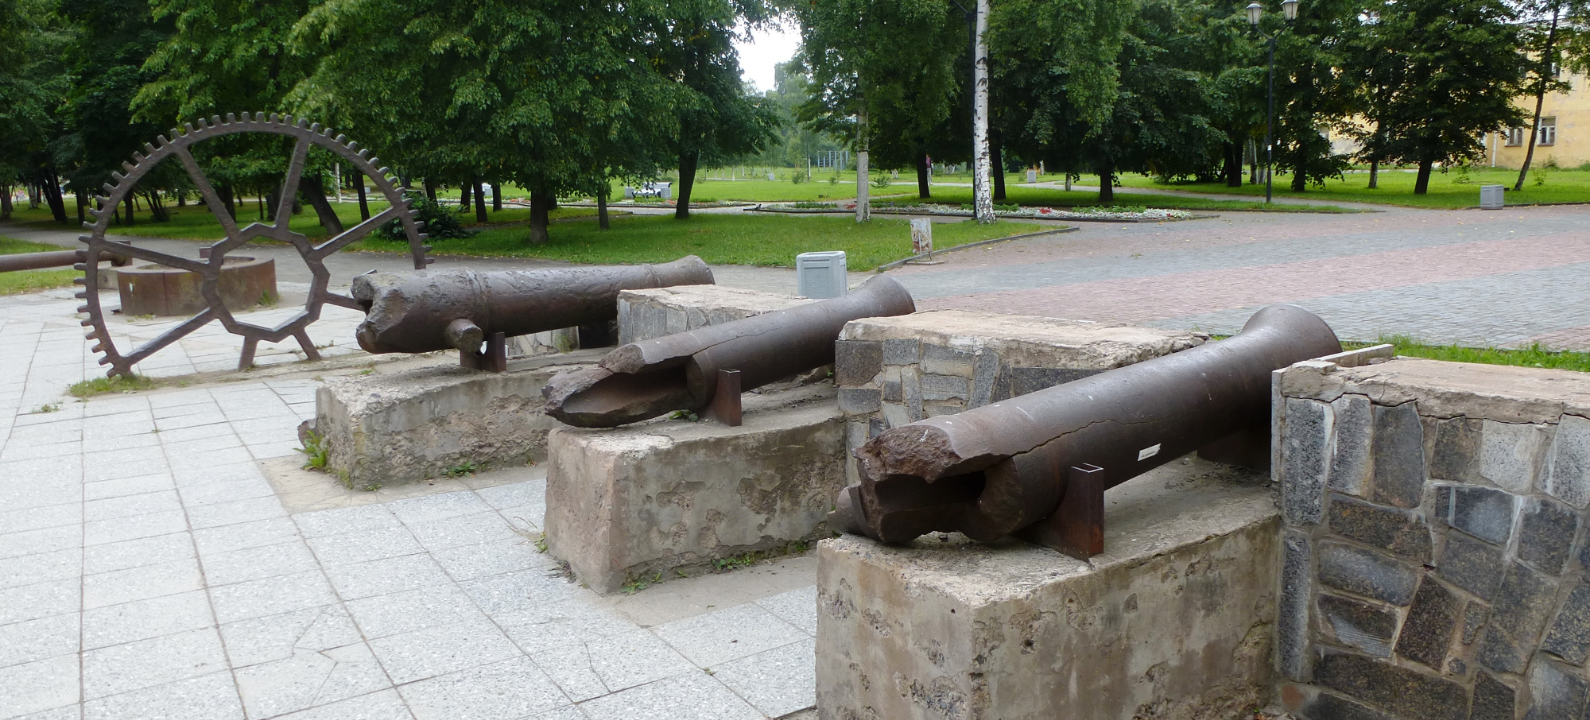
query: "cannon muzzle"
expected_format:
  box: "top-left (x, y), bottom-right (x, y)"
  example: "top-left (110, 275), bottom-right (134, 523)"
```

top-left (831, 303), bottom-right (1341, 553)
top-left (543, 274), bottom-right (917, 427)
top-left (352, 256), bottom-right (714, 354)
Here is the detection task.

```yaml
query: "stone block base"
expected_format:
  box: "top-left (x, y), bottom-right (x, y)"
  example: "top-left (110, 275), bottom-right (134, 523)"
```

top-left (545, 384), bottom-right (845, 594)
top-left (316, 350), bottom-right (604, 486)
top-left (817, 456), bottom-right (1279, 720)
top-left (617, 284), bottom-right (812, 344)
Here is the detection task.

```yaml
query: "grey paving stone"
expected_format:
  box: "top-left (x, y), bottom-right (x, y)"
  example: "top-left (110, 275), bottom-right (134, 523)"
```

top-left (1470, 672), bottom-right (1516, 720)
top-left (709, 638), bottom-right (816, 718)
top-left (0, 525), bottom-right (81, 562)
top-left (84, 509), bottom-right (187, 547)
top-left (1543, 580), bottom-right (1590, 665)
top-left (1480, 420), bottom-right (1551, 493)
top-left (345, 584), bottom-right (487, 640)
top-left (398, 656), bottom-right (571, 720)
top-left (430, 538), bottom-right (547, 583)
top-left (755, 586), bottom-right (818, 636)
top-left (1517, 496), bottom-right (1578, 574)
top-left (1428, 416), bottom-right (1482, 484)
top-left (83, 556), bottom-right (204, 609)
top-left (84, 490), bottom-right (183, 523)
top-left (1317, 541), bottom-right (1418, 606)
top-left (192, 516), bottom-right (301, 556)
top-left (83, 590), bottom-right (213, 651)
top-left (324, 553), bottom-right (452, 601)
top-left (655, 604), bottom-right (810, 668)
top-left (575, 670), bottom-right (761, 720)
top-left (219, 605), bottom-right (362, 668)
top-left (306, 526), bottom-right (424, 567)
top-left (1527, 657), bottom-right (1589, 720)
top-left (235, 642), bottom-right (389, 719)
top-left (83, 533), bottom-right (194, 576)
top-left (1547, 414), bottom-right (1590, 508)
top-left (1394, 579), bottom-right (1461, 670)
top-left (200, 540), bottom-right (319, 586)
top-left (459, 571), bottom-right (592, 618)
top-left (1317, 593), bottom-right (1398, 658)
top-left (209, 570), bottom-right (340, 624)
top-left (81, 671), bottom-right (243, 720)
top-left (388, 491), bottom-right (493, 526)
top-left (0, 501), bottom-right (80, 535)
top-left (1325, 494), bottom-right (1432, 561)
top-left (186, 496), bottom-right (286, 530)
top-left (405, 511), bottom-right (522, 554)
top-left (1440, 486), bottom-right (1516, 545)
top-left (1314, 650), bottom-right (1468, 720)
top-left (1437, 532), bottom-right (1506, 600)
top-left (475, 478), bottom-right (546, 512)
top-left (1370, 402), bottom-right (1426, 509)
top-left (274, 688), bottom-right (414, 720)
top-left (0, 654), bottom-right (80, 719)
top-left (367, 619), bottom-right (522, 685)
top-left (533, 628), bottom-right (695, 698)
top-left (82, 627), bottom-right (229, 700)
top-left (0, 578), bottom-right (79, 626)
top-left (176, 476), bottom-right (276, 508)
top-left (16, 705), bottom-right (80, 720)
top-left (1282, 398), bottom-right (1331, 526)
top-left (292, 505), bottom-right (402, 539)
top-left (0, 613), bottom-right (79, 670)
top-left (1328, 394), bottom-right (1373, 497)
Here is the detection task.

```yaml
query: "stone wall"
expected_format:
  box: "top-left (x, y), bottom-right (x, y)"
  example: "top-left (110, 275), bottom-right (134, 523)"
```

top-left (832, 310), bottom-right (1206, 481)
top-left (616, 285), bottom-right (811, 345)
top-left (1276, 356), bottom-right (1590, 720)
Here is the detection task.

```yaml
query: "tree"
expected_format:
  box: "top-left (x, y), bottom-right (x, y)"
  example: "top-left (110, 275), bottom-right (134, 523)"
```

top-left (0, 0), bottom-right (72, 222)
top-left (1514, 0), bottom-right (1583, 190)
top-left (1266, 0), bottom-right (1356, 192)
top-left (1370, 0), bottom-right (1524, 193)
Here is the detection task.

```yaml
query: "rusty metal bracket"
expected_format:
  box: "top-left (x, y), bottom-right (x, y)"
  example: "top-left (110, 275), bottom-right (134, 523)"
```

top-left (1018, 464), bottom-right (1105, 560)
top-left (77, 113), bottom-right (431, 377)
top-left (703, 369), bottom-right (742, 426)
top-left (459, 332), bottom-right (508, 372)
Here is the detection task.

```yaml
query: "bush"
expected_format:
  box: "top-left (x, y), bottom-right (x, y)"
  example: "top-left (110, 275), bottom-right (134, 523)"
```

top-left (380, 191), bottom-right (472, 241)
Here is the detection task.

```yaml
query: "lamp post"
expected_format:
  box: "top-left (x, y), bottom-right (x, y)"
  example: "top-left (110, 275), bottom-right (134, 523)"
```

top-left (1247, 0), bottom-right (1298, 204)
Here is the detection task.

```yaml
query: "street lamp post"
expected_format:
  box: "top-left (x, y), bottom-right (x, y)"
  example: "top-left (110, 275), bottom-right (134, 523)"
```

top-left (1247, 0), bottom-right (1298, 204)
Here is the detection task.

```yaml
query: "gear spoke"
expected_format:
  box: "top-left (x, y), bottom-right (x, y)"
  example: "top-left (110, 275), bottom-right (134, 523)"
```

top-left (100, 242), bottom-right (209, 274)
top-left (174, 146), bottom-right (241, 239)
top-left (323, 293), bottom-right (363, 311)
top-left (275, 137), bottom-right (310, 232)
top-left (120, 307), bottom-right (219, 366)
top-left (311, 205), bottom-right (403, 260)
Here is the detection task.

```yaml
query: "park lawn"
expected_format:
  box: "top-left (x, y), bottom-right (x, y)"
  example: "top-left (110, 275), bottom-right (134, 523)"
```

top-left (914, 185), bottom-right (1358, 213)
top-left (1112, 168), bottom-right (1590, 209)
top-left (1351, 335), bottom-right (1590, 373)
top-left (0, 234), bottom-right (78, 296)
top-left (354, 213), bottom-right (1036, 271)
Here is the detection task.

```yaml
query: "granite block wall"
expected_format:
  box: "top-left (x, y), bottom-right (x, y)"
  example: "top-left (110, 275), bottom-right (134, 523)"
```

top-left (1276, 357), bottom-right (1590, 720)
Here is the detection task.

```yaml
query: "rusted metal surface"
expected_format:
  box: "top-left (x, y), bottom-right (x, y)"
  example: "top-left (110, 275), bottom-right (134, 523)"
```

top-left (543, 275), bottom-right (917, 427)
top-left (0, 250), bottom-right (84, 273)
top-left (703, 369), bottom-right (743, 426)
top-left (829, 303), bottom-right (1341, 557)
top-left (351, 256), bottom-right (714, 355)
top-left (78, 113), bottom-right (431, 376)
top-left (118, 256), bottom-right (276, 316)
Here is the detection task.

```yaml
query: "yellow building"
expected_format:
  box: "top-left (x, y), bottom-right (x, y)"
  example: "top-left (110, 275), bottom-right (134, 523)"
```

top-left (1485, 69), bottom-right (1590, 169)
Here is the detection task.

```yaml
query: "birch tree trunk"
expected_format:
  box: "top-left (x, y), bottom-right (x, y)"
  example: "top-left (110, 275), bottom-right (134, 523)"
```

top-left (971, 0), bottom-right (994, 224)
top-left (855, 109), bottom-right (871, 222)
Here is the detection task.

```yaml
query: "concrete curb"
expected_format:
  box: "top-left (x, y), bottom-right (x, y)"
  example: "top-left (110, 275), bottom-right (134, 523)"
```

top-left (873, 227), bottom-right (1081, 273)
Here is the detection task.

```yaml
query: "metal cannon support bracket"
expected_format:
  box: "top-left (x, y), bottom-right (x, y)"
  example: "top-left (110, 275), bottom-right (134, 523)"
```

top-left (351, 256), bottom-right (714, 372)
top-left (542, 274), bottom-right (917, 428)
top-left (829, 303), bottom-right (1342, 559)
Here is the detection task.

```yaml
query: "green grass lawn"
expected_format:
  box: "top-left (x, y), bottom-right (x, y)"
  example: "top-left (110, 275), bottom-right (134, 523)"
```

top-left (1351, 335), bottom-right (1590, 373)
top-left (353, 213), bottom-right (1038, 271)
top-left (0, 235), bottom-right (78, 296)
top-left (1111, 167), bottom-right (1590, 209)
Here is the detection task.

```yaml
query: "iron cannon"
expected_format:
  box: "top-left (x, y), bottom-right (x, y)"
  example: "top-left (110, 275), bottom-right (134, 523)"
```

top-left (351, 256), bottom-right (715, 357)
top-left (543, 274), bottom-right (917, 427)
top-left (828, 303), bottom-right (1342, 558)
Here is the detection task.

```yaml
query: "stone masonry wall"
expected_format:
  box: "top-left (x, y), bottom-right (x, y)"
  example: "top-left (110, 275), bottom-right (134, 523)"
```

top-left (616, 285), bottom-right (810, 345)
top-left (1276, 356), bottom-right (1590, 720)
top-left (833, 310), bottom-right (1206, 482)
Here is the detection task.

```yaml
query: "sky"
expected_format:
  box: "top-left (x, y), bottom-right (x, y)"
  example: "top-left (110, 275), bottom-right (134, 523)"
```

top-left (733, 22), bottom-right (802, 93)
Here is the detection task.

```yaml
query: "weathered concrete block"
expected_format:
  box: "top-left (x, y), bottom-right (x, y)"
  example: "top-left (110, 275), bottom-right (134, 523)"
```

top-left (1477, 626), bottom-right (1529, 674)
top-left (544, 385), bottom-right (844, 594)
top-left (1526, 657), bottom-right (1588, 720)
top-left (1490, 562), bottom-right (1558, 641)
top-left (1479, 419), bottom-right (1550, 494)
top-left (1008, 366), bottom-right (1102, 398)
top-left (1438, 532), bottom-right (1506, 600)
top-left (818, 458), bottom-right (1277, 720)
top-left (1440, 486), bottom-right (1516, 545)
top-left (316, 351), bottom-right (603, 486)
top-left (1280, 530), bottom-right (1314, 680)
top-left (1318, 542), bottom-right (1418, 606)
top-left (1329, 394), bottom-right (1374, 497)
top-left (968, 350), bottom-right (1000, 408)
top-left (1428, 417), bottom-right (1483, 484)
top-left (1317, 593), bottom-right (1398, 658)
top-left (1542, 580), bottom-right (1590, 665)
top-left (1462, 601), bottom-right (1490, 645)
top-left (1518, 496), bottom-right (1578, 575)
top-left (919, 373), bottom-right (969, 401)
top-left (833, 340), bottom-right (882, 387)
top-left (1394, 579), bottom-right (1461, 671)
top-left (882, 337), bottom-right (920, 365)
top-left (1283, 398), bottom-right (1333, 526)
top-left (836, 387), bottom-right (881, 415)
top-left (921, 343), bottom-right (975, 377)
top-left (1325, 494), bottom-right (1431, 561)
top-left (1470, 672), bottom-right (1516, 720)
top-left (1371, 402), bottom-right (1426, 509)
top-left (1547, 414), bottom-right (1590, 508)
top-left (1313, 651), bottom-right (1468, 720)
top-left (616, 285), bottom-right (810, 344)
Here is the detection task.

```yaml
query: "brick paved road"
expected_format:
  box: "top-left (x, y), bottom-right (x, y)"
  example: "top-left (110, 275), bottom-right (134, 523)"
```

top-left (889, 204), bottom-right (1590, 349)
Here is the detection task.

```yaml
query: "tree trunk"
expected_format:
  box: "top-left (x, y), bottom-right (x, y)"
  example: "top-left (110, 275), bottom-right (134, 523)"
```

top-left (38, 170), bottom-right (67, 223)
top-left (473, 178), bottom-right (487, 223)
top-left (176, 191), bottom-right (185, 207)
top-left (1098, 163), bottom-right (1115, 203)
top-left (1368, 160), bottom-right (1379, 189)
top-left (675, 150), bottom-right (698, 220)
top-left (3, 187), bottom-right (14, 220)
top-left (1249, 140), bottom-right (1258, 184)
top-left (459, 182), bottom-right (471, 212)
top-left (122, 193), bottom-right (135, 226)
top-left (1224, 142), bottom-right (1242, 187)
top-left (991, 130), bottom-right (1006, 202)
top-left (491, 182), bottom-right (502, 212)
top-left (597, 185), bottom-right (610, 230)
top-left (145, 191), bottom-right (170, 222)
top-left (855, 108), bottom-right (870, 222)
top-left (1516, 7), bottom-right (1560, 192)
top-left (76, 192), bottom-right (85, 225)
top-left (1414, 159), bottom-right (1434, 195)
top-left (529, 188), bottom-right (551, 244)
top-left (355, 173), bottom-right (370, 220)
top-left (423, 178), bottom-right (437, 203)
top-left (970, 0), bottom-right (994, 224)
top-left (916, 152), bottom-right (931, 199)
top-left (300, 175), bottom-right (345, 234)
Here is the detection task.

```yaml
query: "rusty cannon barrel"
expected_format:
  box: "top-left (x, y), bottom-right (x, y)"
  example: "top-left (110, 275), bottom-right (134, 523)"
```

top-left (543, 274), bottom-right (917, 428)
top-left (829, 303), bottom-right (1341, 558)
top-left (352, 256), bottom-right (715, 354)
top-left (0, 250), bottom-right (82, 273)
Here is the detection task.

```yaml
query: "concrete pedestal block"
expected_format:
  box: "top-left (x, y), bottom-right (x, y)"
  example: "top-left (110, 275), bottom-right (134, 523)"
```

top-left (817, 456), bottom-right (1279, 720)
top-left (617, 285), bottom-right (813, 344)
top-left (545, 384), bottom-right (845, 594)
top-left (316, 350), bottom-right (605, 487)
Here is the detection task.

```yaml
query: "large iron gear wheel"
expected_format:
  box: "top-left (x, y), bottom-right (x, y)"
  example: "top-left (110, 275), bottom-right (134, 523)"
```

top-left (77, 112), bottom-right (433, 377)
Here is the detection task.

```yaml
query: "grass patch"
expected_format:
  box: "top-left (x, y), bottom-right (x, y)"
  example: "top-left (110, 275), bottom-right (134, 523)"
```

top-left (355, 213), bottom-right (1035, 271)
top-left (68, 374), bottom-right (158, 398)
top-left (0, 269), bottom-right (77, 296)
top-left (1354, 335), bottom-right (1590, 373)
top-left (1113, 167), bottom-right (1590, 209)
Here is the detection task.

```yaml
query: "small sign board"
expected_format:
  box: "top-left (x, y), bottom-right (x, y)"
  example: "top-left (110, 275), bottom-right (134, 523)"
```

top-left (1026, 169), bottom-right (1038, 183)
top-left (910, 218), bottom-right (933, 255)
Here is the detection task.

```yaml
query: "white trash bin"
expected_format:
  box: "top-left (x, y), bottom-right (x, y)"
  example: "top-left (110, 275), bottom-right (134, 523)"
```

top-left (1480, 185), bottom-right (1504, 210)
top-left (796, 251), bottom-right (848, 299)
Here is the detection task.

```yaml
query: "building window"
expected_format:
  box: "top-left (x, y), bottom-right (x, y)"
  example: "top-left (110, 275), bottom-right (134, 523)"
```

top-left (1539, 117), bottom-right (1557, 146)
top-left (1506, 127), bottom-right (1526, 146)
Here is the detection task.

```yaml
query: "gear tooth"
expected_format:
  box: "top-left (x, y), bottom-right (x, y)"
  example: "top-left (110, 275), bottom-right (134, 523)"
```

top-left (98, 356), bottom-right (112, 366)
top-left (80, 319), bottom-right (93, 327)
top-left (425, 258), bottom-right (435, 266)
top-left (253, 112), bottom-right (266, 122)
top-left (157, 135), bottom-right (170, 146)
top-left (73, 263), bottom-right (87, 272)
top-left (75, 250), bottom-right (87, 261)
top-left (87, 208), bottom-right (100, 218)
top-left (78, 235), bottom-right (91, 243)
top-left (85, 331), bottom-right (97, 340)
top-left (111, 172), bottom-right (125, 183)
top-left (122, 161), bottom-right (135, 173)
top-left (143, 143), bottom-right (155, 154)
top-left (77, 304), bottom-right (89, 313)
top-left (357, 149), bottom-right (370, 159)
top-left (225, 112), bottom-right (237, 124)
top-left (168, 127), bottom-right (180, 138)
top-left (296, 118), bottom-right (309, 129)
top-left (376, 166), bottom-right (388, 175)
top-left (421, 244), bottom-right (432, 252)
top-left (268, 112), bottom-right (280, 124)
top-left (183, 122), bottom-right (196, 134)
top-left (132, 152), bottom-right (145, 162)
top-left (102, 183), bottom-right (115, 194)
top-left (309, 122), bottom-right (322, 132)
top-left (211, 114), bottom-right (222, 126)
top-left (346, 141), bottom-right (360, 152)
top-left (72, 282), bottom-right (86, 290)
top-left (334, 134), bottom-right (347, 144)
